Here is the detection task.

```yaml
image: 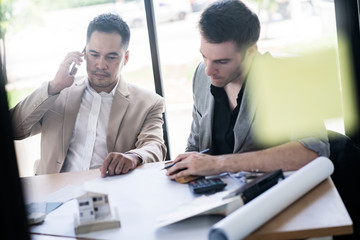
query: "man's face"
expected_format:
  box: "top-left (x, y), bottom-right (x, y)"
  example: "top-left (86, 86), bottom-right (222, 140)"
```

top-left (85, 31), bottom-right (129, 93)
top-left (200, 38), bottom-right (245, 88)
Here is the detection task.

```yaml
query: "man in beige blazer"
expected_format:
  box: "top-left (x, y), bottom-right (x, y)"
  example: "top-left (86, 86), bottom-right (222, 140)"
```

top-left (10, 13), bottom-right (166, 176)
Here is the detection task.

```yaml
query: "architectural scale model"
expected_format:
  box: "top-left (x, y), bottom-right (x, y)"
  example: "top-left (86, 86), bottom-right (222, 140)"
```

top-left (74, 192), bottom-right (120, 234)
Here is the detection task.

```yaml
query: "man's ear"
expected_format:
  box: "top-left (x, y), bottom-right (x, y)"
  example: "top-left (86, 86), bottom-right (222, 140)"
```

top-left (124, 50), bottom-right (130, 65)
top-left (246, 43), bottom-right (258, 58)
top-left (83, 45), bottom-right (87, 60)
top-left (242, 43), bottom-right (258, 74)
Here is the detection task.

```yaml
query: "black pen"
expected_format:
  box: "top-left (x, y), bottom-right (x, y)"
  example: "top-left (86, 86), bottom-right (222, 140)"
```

top-left (162, 148), bottom-right (210, 170)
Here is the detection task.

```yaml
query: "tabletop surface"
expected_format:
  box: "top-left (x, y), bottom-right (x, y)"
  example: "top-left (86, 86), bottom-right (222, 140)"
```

top-left (21, 162), bottom-right (353, 240)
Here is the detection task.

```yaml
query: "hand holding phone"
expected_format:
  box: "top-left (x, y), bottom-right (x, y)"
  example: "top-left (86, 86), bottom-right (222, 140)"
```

top-left (49, 47), bottom-right (86, 95)
top-left (69, 46), bottom-right (86, 76)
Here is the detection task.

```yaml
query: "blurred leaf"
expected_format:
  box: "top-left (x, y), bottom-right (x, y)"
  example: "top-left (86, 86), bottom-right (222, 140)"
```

top-left (248, 37), bottom-right (358, 144)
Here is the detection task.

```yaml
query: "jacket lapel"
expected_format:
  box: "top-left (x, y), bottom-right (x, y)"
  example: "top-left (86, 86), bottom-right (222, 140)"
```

top-left (62, 78), bottom-right (86, 159)
top-left (233, 76), bottom-right (258, 153)
top-left (199, 88), bottom-right (214, 151)
top-left (107, 78), bottom-right (130, 152)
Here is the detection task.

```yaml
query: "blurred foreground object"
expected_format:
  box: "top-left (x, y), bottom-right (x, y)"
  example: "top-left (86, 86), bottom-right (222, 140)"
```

top-left (249, 38), bottom-right (357, 145)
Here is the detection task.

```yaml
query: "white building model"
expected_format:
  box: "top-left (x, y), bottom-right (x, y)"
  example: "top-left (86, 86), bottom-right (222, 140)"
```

top-left (74, 192), bottom-right (120, 234)
top-left (78, 192), bottom-right (111, 223)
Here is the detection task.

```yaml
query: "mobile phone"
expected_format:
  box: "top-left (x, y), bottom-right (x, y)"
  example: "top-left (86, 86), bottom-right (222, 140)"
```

top-left (69, 46), bottom-right (86, 76)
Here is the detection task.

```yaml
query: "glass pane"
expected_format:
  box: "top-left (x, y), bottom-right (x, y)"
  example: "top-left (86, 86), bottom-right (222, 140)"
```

top-left (3, 0), bottom-right (342, 175)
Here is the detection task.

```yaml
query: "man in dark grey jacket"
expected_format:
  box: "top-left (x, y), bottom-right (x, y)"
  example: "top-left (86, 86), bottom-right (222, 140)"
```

top-left (167, 0), bottom-right (329, 179)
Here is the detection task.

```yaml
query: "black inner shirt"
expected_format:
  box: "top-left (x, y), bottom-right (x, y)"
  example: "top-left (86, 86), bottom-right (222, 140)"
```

top-left (211, 81), bottom-right (246, 155)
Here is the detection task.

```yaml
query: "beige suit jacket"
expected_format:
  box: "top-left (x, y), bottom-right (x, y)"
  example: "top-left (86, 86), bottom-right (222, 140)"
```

top-left (10, 76), bottom-right (166, 175)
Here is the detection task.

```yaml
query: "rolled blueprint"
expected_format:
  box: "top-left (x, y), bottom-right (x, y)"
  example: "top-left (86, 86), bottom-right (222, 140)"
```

top-left (208, 156), bottom-right (334, 240)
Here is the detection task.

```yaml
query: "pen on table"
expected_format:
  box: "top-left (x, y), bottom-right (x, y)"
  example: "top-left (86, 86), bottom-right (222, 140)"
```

top-left (162, 148), bottom-right (210, 170)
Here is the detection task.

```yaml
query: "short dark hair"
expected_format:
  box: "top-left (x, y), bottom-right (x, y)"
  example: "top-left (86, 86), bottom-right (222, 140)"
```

top-left (87, 13), bottom-right (131, 51)
top-left (199, 0), bottom-right (260, 50)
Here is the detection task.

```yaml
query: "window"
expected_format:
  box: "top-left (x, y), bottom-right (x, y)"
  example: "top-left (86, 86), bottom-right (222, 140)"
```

top-left (3, 0), bottom-right (344, 176)
top-left (80, 201), bottom-right (90, 206)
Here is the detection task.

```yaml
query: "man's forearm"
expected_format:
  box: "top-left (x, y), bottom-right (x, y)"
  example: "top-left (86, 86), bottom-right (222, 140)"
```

top-left (219, 141), bottom-right (318, 173)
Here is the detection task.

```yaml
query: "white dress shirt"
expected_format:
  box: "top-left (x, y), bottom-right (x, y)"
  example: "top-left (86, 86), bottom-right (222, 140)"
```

top-left (61, 79), bottom-right (118, 172)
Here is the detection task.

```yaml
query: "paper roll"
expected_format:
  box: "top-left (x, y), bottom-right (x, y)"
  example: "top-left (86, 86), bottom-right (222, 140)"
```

top-left (208, 156), bottom-right (334, 240)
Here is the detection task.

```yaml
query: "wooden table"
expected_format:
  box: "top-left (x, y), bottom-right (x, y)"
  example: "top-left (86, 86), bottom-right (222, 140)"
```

top-left (22, 162), bottom-right (353, 240)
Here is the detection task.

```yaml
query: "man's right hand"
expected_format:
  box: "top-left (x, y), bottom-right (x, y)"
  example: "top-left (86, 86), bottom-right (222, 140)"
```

top-left (166, 152), bottom-right (223, 180)
top-left (48, 51), bottom-right (84, 95)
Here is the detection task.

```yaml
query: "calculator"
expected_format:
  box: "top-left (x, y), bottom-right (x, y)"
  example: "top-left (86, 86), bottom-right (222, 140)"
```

top-left (188, 178), bottom-right (227, 194)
